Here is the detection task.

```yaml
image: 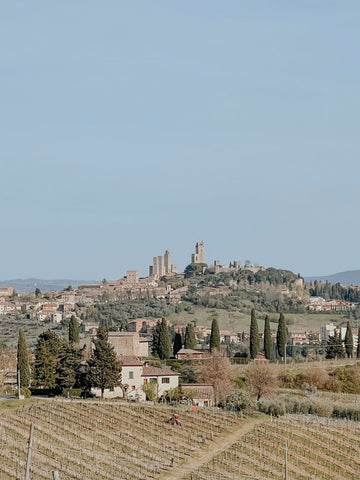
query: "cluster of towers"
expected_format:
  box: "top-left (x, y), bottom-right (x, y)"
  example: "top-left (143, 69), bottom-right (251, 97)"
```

top-left (149, 250), bottom-right (177, 278)
top-left (149, 241), bottom-right (205, 279)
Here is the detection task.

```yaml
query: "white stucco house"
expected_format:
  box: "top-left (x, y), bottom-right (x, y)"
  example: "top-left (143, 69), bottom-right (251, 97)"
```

top-left (91, 356), bottom-right (180, 400)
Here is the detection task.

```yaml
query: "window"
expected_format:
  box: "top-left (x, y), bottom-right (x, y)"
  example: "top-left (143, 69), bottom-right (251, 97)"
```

top-left (162, 377), bottom-right (170, 384)
top-left (150, 378), bottom-right (157, 383)
top-left (129, 371), bottom-right (134, 379)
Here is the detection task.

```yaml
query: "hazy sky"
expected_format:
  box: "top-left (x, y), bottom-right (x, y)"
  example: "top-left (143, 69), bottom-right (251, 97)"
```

top-left (1, 1), bottom-right (359, 279)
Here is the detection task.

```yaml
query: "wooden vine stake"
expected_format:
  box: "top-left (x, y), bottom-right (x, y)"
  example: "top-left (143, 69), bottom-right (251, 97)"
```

top-left (24, 423), bottom-right (34, 480)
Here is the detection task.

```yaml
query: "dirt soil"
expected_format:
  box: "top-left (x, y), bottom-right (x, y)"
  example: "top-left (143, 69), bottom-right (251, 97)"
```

top-left (159, 416), bottom-right (265, 480)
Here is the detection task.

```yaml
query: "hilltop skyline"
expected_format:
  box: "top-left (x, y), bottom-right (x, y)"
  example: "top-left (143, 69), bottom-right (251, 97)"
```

top-left (2, 2), bottom-right (360, 279)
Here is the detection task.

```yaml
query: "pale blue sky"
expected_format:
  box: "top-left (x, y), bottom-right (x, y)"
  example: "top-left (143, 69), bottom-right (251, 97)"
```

top-left (1, 1), bottom-right (359, 279)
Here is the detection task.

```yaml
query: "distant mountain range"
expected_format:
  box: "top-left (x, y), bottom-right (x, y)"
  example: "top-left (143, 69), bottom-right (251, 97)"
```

top-left (0, 278), bottom-right (99, 293)
top-left (305, 270), bottom-right (360, 286)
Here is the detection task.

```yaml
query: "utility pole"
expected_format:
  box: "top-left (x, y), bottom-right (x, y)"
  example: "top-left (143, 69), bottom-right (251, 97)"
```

top-left (25, 424), bottom-right (34, 480)
top-left (284, 441), bottom-right (288, 480)
top-left (18, 370), bottom-right (24, 400)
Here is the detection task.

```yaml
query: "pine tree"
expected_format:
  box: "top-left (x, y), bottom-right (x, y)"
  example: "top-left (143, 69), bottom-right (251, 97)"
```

top-left (173, 332), bottom-right (183, 357)
top-left (357, 326), bottom-right (360, 359)
top-left (184, 323), bottom-right (196, 349)
top-left (33, 339), bottom-right (57, 389)
top-left (326, 329), bottom-right (345, 359)
top-left (158, 318), bottom-right (171, 360)
top-left (32, 330), bottom-right (65, 389)
top-left (56, 344), bottom-right (83, 393)
top-left (69, 315), bottom-right (80, 344)
top-left (276, 313), bottom-right (286, 358)
top-left (345, 321), bottom-right (353, 358)
top-left (249, 308), bottom-right (259, 359)
top-left (263, 315), bottom-right (272, 360)
top-left (17, 329), bottom-right (30, 388)
top-left (87, 327), bottom-right (122, 398)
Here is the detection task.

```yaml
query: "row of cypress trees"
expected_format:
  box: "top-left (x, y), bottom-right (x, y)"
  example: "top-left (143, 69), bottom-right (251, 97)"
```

top-left (152, 317), bottom-right (221, 360)
top-left (250, 308), bottom-right (287, 360)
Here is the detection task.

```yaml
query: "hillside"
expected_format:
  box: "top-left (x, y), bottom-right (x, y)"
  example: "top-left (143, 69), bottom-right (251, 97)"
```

top-left (305, 270), bottom-right (360, 286)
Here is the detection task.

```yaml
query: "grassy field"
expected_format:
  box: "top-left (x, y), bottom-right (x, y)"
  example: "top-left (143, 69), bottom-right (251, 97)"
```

top-left (1, 399), bottom-right (360, 480)
top-left (168, 305), bottom-right (350, 334)
top-left (0, 315), bottom-right (67, 348)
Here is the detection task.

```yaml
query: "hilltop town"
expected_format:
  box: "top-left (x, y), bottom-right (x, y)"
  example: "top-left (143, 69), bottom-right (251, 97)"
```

top-left (1, 240), bottom-right (360, 356)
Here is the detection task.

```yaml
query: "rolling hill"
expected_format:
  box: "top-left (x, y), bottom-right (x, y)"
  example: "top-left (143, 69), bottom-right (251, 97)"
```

top-left (305, 270), bottom-right (360, 286)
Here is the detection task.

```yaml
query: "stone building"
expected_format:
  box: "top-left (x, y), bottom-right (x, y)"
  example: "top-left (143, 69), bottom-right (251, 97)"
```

top-left (108, 331), bottom-right (149, 358)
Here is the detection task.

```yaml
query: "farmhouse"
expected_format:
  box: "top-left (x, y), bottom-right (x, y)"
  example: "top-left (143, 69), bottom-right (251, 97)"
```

top-left (91, 357), bottom-right (180, 400)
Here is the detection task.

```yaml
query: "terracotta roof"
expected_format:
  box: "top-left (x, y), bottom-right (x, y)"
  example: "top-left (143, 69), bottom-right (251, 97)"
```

top-left (142, 366), bottom-right (179, 377)
top-left (119, 356), bottom-right (143, 366)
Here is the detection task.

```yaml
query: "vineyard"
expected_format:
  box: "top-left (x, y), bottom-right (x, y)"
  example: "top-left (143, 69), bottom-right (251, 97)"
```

top-left (186, 414), bottom-right (360, 480)
top-left (0, 400), bottom-right (242, 480)
top-left (2, 400), bottom-right (360, 480)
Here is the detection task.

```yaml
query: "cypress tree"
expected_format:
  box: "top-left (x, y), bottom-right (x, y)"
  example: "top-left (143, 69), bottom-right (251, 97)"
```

top-left (263, 315), bottom-right (272, 360)
top-left (17, 329), bottom-right (30, 389)
top-left (151, 321), bottom-right (161, 357)
top-left (209, 318), bottom-right (220, 353)
top-left (184, 323), bottom-right (197, 349)
top-left (87, 327), bottom-right (122, 398)
top-left (173, 332), bottom-right (183, 357)
top-left (249, 308), bottom-right (259, 359)
top-left (158, 318), bottom-right (172, 360)
top-left (276, 313), bottom-right (286, 358)
top-left (345, 321), bottom-right (353, 358)
top-left (69, 315), bottom-right (80, 344)
top-left (357, 326), bottom-right (360, 359)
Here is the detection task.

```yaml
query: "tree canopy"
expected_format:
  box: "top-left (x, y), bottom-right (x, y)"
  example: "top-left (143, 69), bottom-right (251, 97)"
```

top-left (209, 318), bottom-right (220, 353)
top-left (276, 313), bottom-right (286, 358)
top-left (263, 315), bottom-right (273, 360)
top-left (184, 323), bottom-right (196, 349)
top-left (249, 308), bottom-right (259, 359)
top-left (69, 315), bottom-right (80, 344)
top-left (17, 329), bottom-right (30, 389)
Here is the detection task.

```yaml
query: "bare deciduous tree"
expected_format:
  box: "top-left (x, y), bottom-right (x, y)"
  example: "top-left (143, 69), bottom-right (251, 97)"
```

top-left (198, 351), bottom-right (234, 404)
top-left (245, 362), bottom-right (277, 401)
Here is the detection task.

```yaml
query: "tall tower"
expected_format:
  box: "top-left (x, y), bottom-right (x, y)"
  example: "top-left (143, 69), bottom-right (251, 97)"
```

top-left (191, 241), bottom-right (205, 264)
top-left (164, 250), bottom-right (171, 274)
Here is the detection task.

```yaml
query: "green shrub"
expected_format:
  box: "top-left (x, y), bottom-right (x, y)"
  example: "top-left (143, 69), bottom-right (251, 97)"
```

top-left (332, 405), bottom-right (360, 421)
top-left (258, 399), bottom-right (285, 417)
top-left (222, 390), bottom-right (251, 412)
top-left (309, 400), bottom-right (333, 418)
top-left (62, 388), bottom-right (82, 398)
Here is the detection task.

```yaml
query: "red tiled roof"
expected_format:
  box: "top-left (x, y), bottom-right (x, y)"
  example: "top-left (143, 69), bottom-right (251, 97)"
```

top-left (142, 366), bottom-right (179, 377)
top-left (119, 355), bottom-right (143, 366)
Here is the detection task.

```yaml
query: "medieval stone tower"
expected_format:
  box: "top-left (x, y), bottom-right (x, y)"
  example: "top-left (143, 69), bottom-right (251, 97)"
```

top-left (191, 241), bottom-right (205, 264)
